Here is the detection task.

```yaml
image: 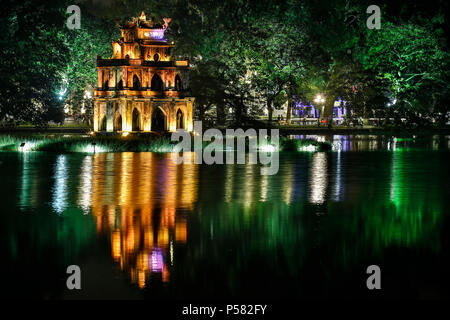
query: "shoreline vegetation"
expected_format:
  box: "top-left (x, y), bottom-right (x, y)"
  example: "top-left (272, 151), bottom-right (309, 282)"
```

top-left (1, 125), bottom-right (449, 136)
top-left (0, 133), bottom-right (332, 153)
top-left (1, 125), bottom-right (449, 154)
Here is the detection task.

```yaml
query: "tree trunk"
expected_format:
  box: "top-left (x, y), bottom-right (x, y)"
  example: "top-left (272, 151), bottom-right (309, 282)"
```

top-left (286, 96), bottom-right (293, 124)
top-left (267, 98), bottom-right (273, 125)
top-left (216, 105), bottom-right (226, 126)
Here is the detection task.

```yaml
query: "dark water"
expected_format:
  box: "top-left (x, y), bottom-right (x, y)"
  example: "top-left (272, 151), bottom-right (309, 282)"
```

top-left (1, 135), bottom-right (449, 299)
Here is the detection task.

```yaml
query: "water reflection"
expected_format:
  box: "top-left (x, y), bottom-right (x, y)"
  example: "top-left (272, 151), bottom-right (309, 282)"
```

top-left (3, 135), bottom-right (449, 298)
top-left (331, 151), bottom-right (343, 202)
top-left (292, 134), bottom-right (450, 152)
top-left (309, 153), bottom-right (327, 204)
top-left (224, 165), bottom-right (234, 203)
top-left (52, 155), bottom-right (68, 214)
top-left (91, 153), bottom-right (197, 289)
top-left (244, 164), bottom-right (255, 207)
top-left (19, 152), bottom-right (38, 209)
top-left (78, 156), bottom-right (93, 214)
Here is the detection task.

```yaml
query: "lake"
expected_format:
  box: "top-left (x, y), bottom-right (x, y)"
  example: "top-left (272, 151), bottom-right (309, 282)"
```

top-left (1, 134), bottom-right (449, 299)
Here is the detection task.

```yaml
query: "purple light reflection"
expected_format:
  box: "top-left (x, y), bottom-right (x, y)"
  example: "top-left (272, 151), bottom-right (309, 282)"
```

top-left (150, 248), bottom-right (164, 272)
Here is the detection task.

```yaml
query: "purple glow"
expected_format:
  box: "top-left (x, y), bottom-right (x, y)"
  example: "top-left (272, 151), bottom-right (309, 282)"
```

top-left (294, 101), bottom-right (316, 118)
top-left (150, 248), bottom-right (164, 272)
top-left (333, 97), bottom-right (348, 118)
top-left (149, 29), bottom-right (166, 40)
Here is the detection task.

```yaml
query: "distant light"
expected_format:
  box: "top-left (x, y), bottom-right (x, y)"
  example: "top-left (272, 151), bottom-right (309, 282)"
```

top-left (298, 145), bottom-right (317, 152)
top-left (58, 88), bottom-right (67, 100)
top-left (259, 144), bottom-right (277, 152)
top-left (19, 142), bottom-right (36, 152)
top-left (150, 249), bottom-right (164, 272)
top-left (122, 131), bottom-right (129, 137)
top-left (314, 94), bottom-right (325, 104)
top-left (317, 136), bottom-right (325, 142)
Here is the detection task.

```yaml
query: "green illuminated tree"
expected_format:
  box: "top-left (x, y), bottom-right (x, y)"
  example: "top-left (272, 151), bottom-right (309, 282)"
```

top-left (360, 21), bottom-right (450, 124)
top-left (0, 0), bottom-right (68, 126)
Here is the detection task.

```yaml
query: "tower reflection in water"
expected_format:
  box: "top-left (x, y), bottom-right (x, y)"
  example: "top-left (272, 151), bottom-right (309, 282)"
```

top-left (91, 152), bottom-right (198, 289)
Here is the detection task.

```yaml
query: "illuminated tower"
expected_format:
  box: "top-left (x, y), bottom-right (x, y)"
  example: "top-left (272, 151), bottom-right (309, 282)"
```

top-left (93, 12), bottom-right (194, 133)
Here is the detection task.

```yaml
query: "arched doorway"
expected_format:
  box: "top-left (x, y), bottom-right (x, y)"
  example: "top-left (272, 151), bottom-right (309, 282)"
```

top-left (133, 44), bottom-right (140, 58)
top-left (151, 107), bottom-right (166, 131)
top-left (116, 79), bottom-right (123, 90)
top-left (175, 75), bottom-right (182, 91)
top-left (151, 74), bottom-right (163, 91)
top-left (132, 108), bottom-right (141, 131)
top-left (176, 109), bottom-right (184, 129)
top-left (100, 116), bottom-right (107, 131)
top-left (133, 75), bottom-right (141, 90)
top-left (116, 115), bottom-right (122, 131)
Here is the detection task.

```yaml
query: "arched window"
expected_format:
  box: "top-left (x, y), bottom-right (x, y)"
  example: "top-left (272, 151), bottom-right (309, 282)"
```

top-left (176, 109), bottom-right (184, 129)
top-left (175, 75), bottom-right (182, 91)
top-left (133, 44), bottom-right (140, 59)
top-left (116, 79), bottom-right (123, 90)
top-left (100, 116), bottom-right (107, 131)
top-left (103, 80), bottom-right (109, 90)
top-left (151, 107), bottom-right (166, 131)
top-left (132, 108), bottom-right (141, 131)
top-left (133, 75), bottom-right (141, 90)
top-left (116, 115), bottom-right (122, 131)
top-left (151, 74), bottom-right (163, 91)
top-left (153, 53), bottom-right (160, 62)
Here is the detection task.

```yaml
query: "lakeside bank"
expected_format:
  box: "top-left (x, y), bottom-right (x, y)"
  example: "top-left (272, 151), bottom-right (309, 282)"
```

top-left (1, 125), bottom-right (449, 136)
top-left (0, 133), bottom-right (331, 153)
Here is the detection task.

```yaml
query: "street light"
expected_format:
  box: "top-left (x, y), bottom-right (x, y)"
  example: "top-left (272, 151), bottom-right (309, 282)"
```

top-left (84, 91), bottom-right (92, 99)
top-left (314, 94), bottom-right (326, 123)
top-left (314, 94), bottom-right (325, 104)
top-left (58, 88), bottom-right (67, 101)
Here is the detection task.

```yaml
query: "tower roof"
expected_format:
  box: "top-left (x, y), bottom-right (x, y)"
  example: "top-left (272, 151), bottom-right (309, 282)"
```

top-left (119, 12), bottom-right (170, 30)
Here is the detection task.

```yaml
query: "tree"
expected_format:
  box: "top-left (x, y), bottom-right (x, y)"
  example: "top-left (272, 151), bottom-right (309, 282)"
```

top-left (62, 10), bottom-right (119, 121)
top-left (360, 21), bottom-right (450, 123)
top-left (0, 0), bottom-right (69, 126)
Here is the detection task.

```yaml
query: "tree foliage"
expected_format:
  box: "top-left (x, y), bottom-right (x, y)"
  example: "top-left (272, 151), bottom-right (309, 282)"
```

top-left (1, 0), bottom-right (449, 126)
